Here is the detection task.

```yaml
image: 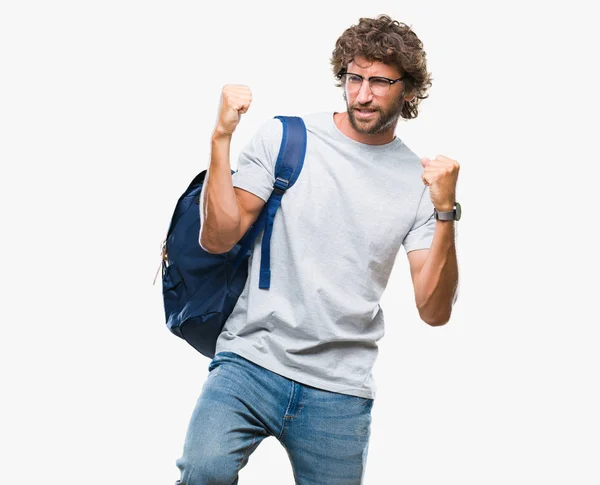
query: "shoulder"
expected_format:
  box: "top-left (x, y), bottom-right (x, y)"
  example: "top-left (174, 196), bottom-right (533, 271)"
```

top-left (254, 116), bottom-right (284, 142)
top-left (241, 117), bottom-right (284, 160)
top-left (300, 111), bottom-right (333, 131)
top-left (395, 140), bottom-right (425, 172)
top-left (267, 111), bottom-right (332, 132)
top-left (399, 143), bottom-right (421, 165)
top-left (256, 112), bottom-right (329, 144)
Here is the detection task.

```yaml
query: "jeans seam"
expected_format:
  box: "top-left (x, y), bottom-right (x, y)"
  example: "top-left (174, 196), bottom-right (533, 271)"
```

top-left (235, 432), bottom-right (258, 476)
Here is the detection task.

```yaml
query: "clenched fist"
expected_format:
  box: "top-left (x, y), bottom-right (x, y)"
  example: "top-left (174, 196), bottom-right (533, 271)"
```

top-left (420, 155), bottom-right (460, 212)
top-left (214, 84), bottom-right (252, 138)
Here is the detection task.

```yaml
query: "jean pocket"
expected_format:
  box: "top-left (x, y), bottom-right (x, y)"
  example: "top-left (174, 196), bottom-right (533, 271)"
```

top-left (356, 397), bottom-right (375, 413)
top-left (208, 351), bottom-right (238, 373)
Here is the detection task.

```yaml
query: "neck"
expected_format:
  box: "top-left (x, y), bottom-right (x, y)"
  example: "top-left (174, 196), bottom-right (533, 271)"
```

top-left (333, 111), bottom-right (397, 145)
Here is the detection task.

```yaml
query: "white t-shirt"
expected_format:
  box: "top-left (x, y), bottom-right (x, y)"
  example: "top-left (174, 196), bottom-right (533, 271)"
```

top-left (215, 111), bottom-right (436, 399)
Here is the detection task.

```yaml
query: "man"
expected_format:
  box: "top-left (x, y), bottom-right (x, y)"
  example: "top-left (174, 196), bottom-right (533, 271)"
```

top-left (175, 14), bottom-right (460, 485)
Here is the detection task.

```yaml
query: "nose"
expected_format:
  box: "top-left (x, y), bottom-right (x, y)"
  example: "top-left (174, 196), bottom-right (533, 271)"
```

top-left (356, 79), bottom-right (374, 104)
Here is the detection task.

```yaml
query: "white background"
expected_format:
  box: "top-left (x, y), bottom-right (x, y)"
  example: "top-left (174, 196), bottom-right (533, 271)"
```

top-left (1, 1), bottom-right (599, 483)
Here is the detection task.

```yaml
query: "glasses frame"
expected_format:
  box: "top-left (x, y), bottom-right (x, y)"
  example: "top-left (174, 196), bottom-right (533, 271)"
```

top-left (338, 71), bottom-right (408, 96)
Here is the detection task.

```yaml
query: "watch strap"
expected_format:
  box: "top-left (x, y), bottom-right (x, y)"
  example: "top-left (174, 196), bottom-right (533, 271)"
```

top-left (434, 210), bottom-right (455, 220)
top-left (434, 201), bottom-right (461, 221)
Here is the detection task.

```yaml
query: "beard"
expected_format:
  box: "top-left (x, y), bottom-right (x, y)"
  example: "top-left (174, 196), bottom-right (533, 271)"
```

top-left (345, 92), bottom-right (403, 135)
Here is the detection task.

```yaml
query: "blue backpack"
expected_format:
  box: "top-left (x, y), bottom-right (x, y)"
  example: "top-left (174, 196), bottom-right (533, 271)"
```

top-left (157, 115), bottom-right (307, 358)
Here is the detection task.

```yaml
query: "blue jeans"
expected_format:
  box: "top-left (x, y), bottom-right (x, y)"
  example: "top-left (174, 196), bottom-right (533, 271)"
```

top-left (175, 351), bottom-right (374, 485)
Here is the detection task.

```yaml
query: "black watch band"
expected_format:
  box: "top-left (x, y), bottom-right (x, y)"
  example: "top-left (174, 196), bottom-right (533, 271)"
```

top-left (434, 201), bottom-right (461, 221)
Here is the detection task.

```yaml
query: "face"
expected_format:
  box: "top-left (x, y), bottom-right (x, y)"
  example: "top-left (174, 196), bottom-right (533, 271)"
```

top-left (343, 56), bottom-right (407, 135)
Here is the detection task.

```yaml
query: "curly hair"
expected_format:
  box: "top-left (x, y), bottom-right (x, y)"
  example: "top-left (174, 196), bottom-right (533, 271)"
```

top-left (330, 14), bottom-right (433, 120)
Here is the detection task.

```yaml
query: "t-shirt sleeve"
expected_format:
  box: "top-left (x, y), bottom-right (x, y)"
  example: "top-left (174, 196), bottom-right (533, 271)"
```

top-left (231, 117), bottom-right (283, 203)
top-left (402, 186), bottom-right (436, 253)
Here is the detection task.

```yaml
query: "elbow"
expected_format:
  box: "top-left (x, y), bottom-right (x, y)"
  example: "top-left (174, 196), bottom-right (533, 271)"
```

top-left (418, 306), bottom-right (451, 327)
top-left (422, 315), bottom-right (450, 327)
top-left (416, 293), bottom-right (455, 327)
top-left (198, 215), bottom-right (240, 255)
top-left (199, 234), bottom-right (232, 255)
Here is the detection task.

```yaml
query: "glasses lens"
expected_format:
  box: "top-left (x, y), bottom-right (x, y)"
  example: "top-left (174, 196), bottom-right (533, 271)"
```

top-left (344, 74), bottom-right (363, 93)
top-left (369, 78), bottom-right (390, 96)
top-left (343, 74), bottom-right (391, 96)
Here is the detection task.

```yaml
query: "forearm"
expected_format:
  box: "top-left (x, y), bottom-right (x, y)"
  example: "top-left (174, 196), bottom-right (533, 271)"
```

top-left (199, 132), bottom-right (241, 253)
top-left (415, 220), bottom-right (459, 325)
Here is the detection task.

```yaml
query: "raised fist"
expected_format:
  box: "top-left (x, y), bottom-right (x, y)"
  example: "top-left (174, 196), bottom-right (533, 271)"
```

top-left (214, 84), bottom-right (253, 137)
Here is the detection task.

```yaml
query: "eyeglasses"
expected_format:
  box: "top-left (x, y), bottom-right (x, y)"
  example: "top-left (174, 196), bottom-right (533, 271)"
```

top-left (339, 71), bottom-right (408, 97)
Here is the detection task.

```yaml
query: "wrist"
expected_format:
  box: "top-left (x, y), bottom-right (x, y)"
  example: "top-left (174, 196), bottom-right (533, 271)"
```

top-left (434, 201), bottom-right (461, 221)
top-left (212, 128), bottom-right (233, 142)
top-left (435, 199), bottom-right (456, 212)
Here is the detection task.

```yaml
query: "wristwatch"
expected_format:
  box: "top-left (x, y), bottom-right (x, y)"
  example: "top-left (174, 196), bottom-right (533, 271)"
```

top-left (434, 201), bottom-right (461, 221)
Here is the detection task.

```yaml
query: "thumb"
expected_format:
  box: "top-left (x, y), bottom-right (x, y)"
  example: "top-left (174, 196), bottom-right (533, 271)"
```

top-left (421, 157), bottom-right (430, 168)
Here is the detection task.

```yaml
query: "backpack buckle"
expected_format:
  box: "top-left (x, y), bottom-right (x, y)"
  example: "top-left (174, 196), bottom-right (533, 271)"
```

top-left (153, 239), bottom-right (168, 286)
top-left (273, 177), bottom-right (289, 195)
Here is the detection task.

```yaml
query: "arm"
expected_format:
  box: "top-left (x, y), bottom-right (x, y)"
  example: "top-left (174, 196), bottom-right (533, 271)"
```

top-left (407, 219), bottom-right (459, 326)
top-left (199, 85), bottom-right (266, 254)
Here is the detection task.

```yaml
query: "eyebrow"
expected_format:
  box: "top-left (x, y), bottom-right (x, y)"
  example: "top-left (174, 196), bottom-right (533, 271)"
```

top-left (342, 70), bottom-right (402, 78)
top-left (344, 72), bottom-right (403, 80)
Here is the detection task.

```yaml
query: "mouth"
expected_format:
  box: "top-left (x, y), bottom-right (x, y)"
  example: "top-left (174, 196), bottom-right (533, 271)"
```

top-left (354, 108), bottom-right (378, 119)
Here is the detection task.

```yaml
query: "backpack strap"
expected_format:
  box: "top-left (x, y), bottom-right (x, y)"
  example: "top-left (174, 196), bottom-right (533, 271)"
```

top-left (259, 115), bottom-right (307, 288)
top-left (230, 116), bottom-right (307, 288)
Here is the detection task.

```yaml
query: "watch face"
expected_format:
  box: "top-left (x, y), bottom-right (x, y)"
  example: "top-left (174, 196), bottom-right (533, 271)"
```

top-left (455, 202), bottom-right (461, 221)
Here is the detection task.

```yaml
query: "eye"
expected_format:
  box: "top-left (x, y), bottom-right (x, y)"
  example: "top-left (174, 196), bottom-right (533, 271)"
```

top-left (346, 74), bottom-right (363, 84)
top-left (370, 78), bottom-right (390, 88)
